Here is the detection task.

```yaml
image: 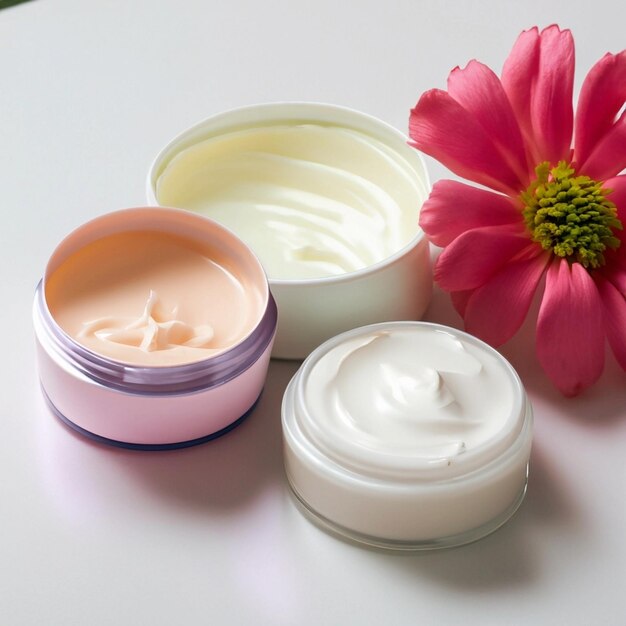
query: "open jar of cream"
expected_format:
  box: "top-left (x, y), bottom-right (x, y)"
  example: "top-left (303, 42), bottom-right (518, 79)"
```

top-left (282, 322), bottom-right (533, 550)
top-left (147, 103), bottom-right (432, 358)
top-left (33, 207), bottom-right (277, 450)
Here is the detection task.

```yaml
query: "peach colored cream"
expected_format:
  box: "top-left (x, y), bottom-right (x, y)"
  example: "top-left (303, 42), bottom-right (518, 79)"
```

top-left (45, 230), bottom-right (264, 366)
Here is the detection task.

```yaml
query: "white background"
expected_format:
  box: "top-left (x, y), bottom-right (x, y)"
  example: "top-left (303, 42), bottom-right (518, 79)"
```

top-left (2, 1), bottom-right (625, 624)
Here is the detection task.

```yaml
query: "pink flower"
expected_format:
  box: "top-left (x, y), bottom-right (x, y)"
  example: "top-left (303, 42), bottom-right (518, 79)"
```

top-left (410, 25), bottom-right (626, 396)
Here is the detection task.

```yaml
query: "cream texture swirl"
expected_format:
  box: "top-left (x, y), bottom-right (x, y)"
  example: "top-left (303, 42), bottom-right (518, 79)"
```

top-left (155, 124), bottom-right (425, 280)
top-left (302, 327), bottom-right (518, 469)
top-left (79, 290), bottom-right (215, 352)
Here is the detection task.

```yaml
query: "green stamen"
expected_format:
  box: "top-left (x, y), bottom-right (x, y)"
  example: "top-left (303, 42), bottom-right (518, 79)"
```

top-left (521, 161), bottom-right (622, 268)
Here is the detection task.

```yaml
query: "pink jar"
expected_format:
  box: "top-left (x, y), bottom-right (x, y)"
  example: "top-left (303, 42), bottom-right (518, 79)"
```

top-left (33, 207), bottom-right (277, 450)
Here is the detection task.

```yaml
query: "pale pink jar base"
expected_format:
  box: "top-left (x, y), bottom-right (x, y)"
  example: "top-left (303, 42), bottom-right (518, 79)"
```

top-left (35, 335), bottom-right (273, 447)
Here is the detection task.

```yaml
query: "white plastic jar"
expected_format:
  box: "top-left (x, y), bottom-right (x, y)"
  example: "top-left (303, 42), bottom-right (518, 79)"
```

top-left (281, 322), bottom-right (533, 550)
top-left (147, 103), bottom-right (432, 359)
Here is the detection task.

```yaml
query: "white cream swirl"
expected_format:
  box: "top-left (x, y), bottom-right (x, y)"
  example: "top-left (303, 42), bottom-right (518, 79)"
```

top-left (79, 291), bottom-right (215, 353)
top-left (302, 326), bottom-right (518, 469)
top-left (155, 124), bottom-right (425, 280)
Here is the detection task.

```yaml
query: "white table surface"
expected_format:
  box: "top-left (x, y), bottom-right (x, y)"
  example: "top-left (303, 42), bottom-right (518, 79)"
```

top-left (2, 1), bottom-right (625, 624)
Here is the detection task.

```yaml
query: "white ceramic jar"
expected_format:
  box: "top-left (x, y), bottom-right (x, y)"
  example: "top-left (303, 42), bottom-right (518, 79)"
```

top-left (147, 103), bottom-right (432, 358)
top-left (281, 322), bottom-right (533, 550)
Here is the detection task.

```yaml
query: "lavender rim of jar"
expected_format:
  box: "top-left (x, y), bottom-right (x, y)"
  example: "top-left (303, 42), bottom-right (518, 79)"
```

top-left (33, 206), bottom-right (278, 396)
top-left (33, 284), bottom-right (277, 395)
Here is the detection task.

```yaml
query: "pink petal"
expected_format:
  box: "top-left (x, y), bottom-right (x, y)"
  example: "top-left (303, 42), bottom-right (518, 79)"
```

top-left (577, 112), bottom-right (626, 181)
top-left (531, 25), bottom-right (575, 165)
top-left (605, 175), bottom-right (626, 224)
top-left (601, 175), bottom-right (626, 270)
top-left (595, 274), bottom-right (626, 371)
top-left (501, 27), bottom-right (541, 163)
top-left (575, 50), bottom-right (626, 167)
top-left (447, 60), bottom-right (529, 185)
top-left (409, 89), bottom-right (525, 194)
top-left (464, 247), bottom-right (549, 346)
top-left (605, 267), bottom-right (626, 295)
top-left (419, 180), bottom-right (522, 247)
top-left (451, 289), bottom-right (474, 317)
top-left (536, 259), bottom-right (605, 396)
top-left (606, 255), bottom-right (626, 287)
top-left (502, 25), bottom-right (575, 166)
top-left (434, 224), bottom-right (531, 292)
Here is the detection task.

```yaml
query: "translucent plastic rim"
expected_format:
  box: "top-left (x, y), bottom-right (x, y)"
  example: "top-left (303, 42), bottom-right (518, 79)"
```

top-left (34, 281), bottom-right (277, 395)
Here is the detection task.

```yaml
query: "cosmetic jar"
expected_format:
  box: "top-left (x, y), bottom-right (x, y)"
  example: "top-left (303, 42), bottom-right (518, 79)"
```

top-left (33, 207), bottom-right (277, 450)
top-left (281, 322), bottom-right (533, 550)
top-left (147, 103), bottom-right (432, 358)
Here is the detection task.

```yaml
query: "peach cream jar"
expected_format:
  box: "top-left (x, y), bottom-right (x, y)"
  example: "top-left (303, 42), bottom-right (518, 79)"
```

top-left (33, 207), bottom-right (277, 450)
top-left (147, 103), bottom-right (432, 358)
top-left (281, 322), bottom-right (533, 550)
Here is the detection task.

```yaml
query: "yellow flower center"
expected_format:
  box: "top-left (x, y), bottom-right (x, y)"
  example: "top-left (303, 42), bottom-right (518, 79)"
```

top-left (521, 162), bottom-right (622, 268)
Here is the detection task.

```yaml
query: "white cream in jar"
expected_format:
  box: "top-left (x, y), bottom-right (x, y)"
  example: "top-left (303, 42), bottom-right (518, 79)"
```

top-left (154, 124), bottom-right (423, 280)
top-left (282, 322), bottom-right (533, 550)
